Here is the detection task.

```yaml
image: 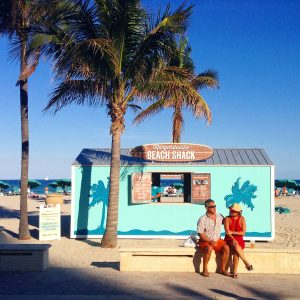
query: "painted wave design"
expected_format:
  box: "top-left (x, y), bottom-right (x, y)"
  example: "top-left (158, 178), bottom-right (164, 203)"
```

top-left (75, 228), bottom-right (271, 237)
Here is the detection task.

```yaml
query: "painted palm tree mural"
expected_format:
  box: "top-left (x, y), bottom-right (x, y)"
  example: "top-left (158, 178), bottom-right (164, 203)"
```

top-left (224, 177), bottom-right (257, 210)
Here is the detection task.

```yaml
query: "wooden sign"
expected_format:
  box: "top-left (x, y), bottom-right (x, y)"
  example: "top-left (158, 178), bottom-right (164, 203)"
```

top-left (130, 143), bottom-right (213, 162)
top-left (191, 173), bottom-right (211, 204)
top-left (131, 172), bottom-right (152, 204)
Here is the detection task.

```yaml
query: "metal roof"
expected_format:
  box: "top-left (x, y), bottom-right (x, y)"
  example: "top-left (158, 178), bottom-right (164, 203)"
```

top-left (73, 148), bottom-right (274, 166)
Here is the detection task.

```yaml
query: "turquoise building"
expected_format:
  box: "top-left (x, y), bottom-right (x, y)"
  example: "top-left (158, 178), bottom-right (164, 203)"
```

top-left (71, 146), bottom-right (275, 241)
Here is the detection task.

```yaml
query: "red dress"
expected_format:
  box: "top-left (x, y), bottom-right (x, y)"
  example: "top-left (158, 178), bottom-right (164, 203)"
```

top-left (224, 216), bottom-right (245, 249)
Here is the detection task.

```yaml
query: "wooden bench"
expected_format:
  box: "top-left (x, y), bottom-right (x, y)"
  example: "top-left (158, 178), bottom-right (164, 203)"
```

top-left (119, 247), bottom-right (300, 274)
top-left (0, 244), bottom-right (51, 271)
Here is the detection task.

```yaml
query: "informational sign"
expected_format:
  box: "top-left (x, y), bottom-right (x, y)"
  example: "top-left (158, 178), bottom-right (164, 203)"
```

top-left (191, 173), bottom-right (211, 203)
top-left (131, 172), bottom-right (152, 204)
top-left (130, 143), bottom-right (213, 162)
top-left (39, 204), bottom-right (61, 240)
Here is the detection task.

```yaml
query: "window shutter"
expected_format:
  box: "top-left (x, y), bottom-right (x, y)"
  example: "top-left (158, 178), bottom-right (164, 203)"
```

top-left (191, 173), bottom-right (211, 204)
top-left (131, 172), bottom-right (152, 204)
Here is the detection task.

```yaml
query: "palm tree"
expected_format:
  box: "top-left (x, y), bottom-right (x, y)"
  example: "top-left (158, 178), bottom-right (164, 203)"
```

top-left (0, 0), bottom-right (64, 239)
top-left (37, 0), bottom-right (192, 247)
top-left (133, 36), bottom-right (219, 143)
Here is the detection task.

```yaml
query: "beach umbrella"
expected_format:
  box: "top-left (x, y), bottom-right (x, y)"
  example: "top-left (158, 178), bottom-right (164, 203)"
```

top-left (0, 181), bottom-right (10, 192)
top-left (48, 182), bottom-right (58, 188)
top-left (275, 180), bottom-right (297, 189)
top-left (173, 183), bottom-right (184, 188)
top-left (56, 179), bottom-right (71, 193)
top-left (28, 180), bottom-right (41, 189)
top-left (56, 179), bottom-right (71, 186)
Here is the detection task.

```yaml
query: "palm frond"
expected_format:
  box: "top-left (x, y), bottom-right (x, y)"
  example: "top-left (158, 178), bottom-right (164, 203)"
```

top-left (44, 79), bottom-right (107, 113)
top-left (128, 104), bottom-right (142, 113)
top-left (125, 2), bottom-right (193, 83)
top-left (183, 86), bottom-right (212, 123)
top-left (133, 99), bottom-right (166, 124)
top-left (192, 69), bottom-right (219, 89)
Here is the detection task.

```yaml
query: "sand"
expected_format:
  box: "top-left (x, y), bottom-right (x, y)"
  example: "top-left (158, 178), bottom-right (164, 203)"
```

top-left (0, 194), bottom-right (300, 268)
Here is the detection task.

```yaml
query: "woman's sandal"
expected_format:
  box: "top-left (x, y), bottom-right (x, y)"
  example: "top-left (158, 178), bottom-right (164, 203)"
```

top-left (232, 273), bottom-right (238, 279)
top-left (246, 264), bottom-right (254, 271)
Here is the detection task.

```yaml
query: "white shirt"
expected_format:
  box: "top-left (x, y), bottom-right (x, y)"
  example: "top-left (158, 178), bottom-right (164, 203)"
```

top-left (197, 213), bottom-right (224, 242)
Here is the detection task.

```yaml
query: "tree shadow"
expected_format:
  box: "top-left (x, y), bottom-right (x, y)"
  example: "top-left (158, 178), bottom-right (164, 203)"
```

top-left (91, 261), bottom-right (119, 270)
top-left (76, 165), bottom-right (92, 236)
top-left (0, 228), bottom-right (18, 239)
top-left (166, 283), bottom-right (211, 299)
top-left (78, 239), bottom-right (101, 247)
top-left (211, 286), bottom-right (281, 300)
top-left (0, 206), bottom-right (20, 218)
top-left (210, 289), bottom-right (256, 300)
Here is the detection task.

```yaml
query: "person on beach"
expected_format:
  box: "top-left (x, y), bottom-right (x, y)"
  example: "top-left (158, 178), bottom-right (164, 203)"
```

top-left (197, 199), bottom-right (230, 277)
top-left (224, 203), bottom-right (253, 279)
top-left (282, 186), bottom-right (288, 196)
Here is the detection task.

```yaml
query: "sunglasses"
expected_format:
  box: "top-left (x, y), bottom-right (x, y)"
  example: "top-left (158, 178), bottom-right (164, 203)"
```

top-left (207, 205), bottom-right (216, 208)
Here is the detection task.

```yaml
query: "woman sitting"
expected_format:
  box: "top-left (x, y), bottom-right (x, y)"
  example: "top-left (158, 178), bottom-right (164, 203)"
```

top-left (224, 203), bottom-right (253, 278)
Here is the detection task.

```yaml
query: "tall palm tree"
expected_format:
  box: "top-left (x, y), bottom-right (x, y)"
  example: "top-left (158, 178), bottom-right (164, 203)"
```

top-left (134, 36), bottom-right (219, 143)
top-left (0, 0), bottom-right (65, 239)
top-left (37, 0), bottom-right (192, 247)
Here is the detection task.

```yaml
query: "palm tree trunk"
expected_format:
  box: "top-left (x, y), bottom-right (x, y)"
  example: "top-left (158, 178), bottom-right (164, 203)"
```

top-left (172, 106), bottom-right (183, 143)
top-left (18, 40), bottom-right (31, 240)
top-left (101, 116), bottom-right (122, 248)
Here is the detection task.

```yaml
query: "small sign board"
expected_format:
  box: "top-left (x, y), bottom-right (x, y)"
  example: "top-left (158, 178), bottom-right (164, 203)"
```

top-left (130, 143), bottom-right (213, 162)
top-left (131, 172), bottom-right (152, 204)
top-left (39, 204), bottom-right (61, 240)
top-left (191, 173), bottom-right (211, 203)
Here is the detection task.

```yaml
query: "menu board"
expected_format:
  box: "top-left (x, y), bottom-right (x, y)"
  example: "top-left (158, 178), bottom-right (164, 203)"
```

top-left (39, 204), bottom-right (61, 240)
top-left (131, 172), bottom-right (152, 204)
top-left (191, 173), bottom-right (211, 204)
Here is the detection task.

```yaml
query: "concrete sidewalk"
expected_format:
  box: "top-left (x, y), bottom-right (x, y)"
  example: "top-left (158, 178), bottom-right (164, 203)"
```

top-left (0, 268), bottom-right (299, 299)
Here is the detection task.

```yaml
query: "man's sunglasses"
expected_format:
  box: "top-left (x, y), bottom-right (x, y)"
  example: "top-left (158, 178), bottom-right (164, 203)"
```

top-left (207, 205), bottom-right (216, 208)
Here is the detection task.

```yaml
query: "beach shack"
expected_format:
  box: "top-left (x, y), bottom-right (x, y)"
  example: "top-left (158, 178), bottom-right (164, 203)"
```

top-left (71, 144), bottom-right (275, 241)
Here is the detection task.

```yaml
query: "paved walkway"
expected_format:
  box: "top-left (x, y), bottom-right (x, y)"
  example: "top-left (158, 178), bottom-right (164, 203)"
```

top-left (0, 268), bottom-right (299, 299)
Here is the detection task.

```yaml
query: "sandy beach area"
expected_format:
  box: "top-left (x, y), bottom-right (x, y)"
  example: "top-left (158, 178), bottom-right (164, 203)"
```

top-left (0, 194), bottom-right (299, 268)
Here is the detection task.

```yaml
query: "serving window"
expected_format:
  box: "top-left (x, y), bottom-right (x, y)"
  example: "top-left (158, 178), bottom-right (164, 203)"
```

top-left (131, 172), bottom-right (211, 204)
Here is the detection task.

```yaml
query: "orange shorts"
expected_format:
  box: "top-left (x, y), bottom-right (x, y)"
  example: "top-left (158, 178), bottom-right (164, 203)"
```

top-left (198, 239), bottom-right (226, 252)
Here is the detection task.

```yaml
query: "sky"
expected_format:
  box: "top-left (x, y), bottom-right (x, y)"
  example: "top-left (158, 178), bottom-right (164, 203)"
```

top-left (0, 0), bottom-right (299, 179)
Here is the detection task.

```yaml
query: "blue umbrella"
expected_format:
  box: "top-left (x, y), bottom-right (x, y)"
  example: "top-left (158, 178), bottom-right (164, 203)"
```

top-left (0, 181), bottom-right (10, 192)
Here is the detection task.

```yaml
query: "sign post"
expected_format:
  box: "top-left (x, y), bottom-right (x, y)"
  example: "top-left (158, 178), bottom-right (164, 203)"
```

top-left (39, 204), bottom-right (61, 240)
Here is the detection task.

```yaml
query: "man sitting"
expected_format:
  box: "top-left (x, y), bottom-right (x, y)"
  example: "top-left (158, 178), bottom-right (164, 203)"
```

top-left (197, 199), bottom-right (230, 277)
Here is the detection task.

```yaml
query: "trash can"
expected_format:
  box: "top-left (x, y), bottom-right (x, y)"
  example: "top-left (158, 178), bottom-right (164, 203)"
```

top-left (46, 193), bottom-right (63, 205)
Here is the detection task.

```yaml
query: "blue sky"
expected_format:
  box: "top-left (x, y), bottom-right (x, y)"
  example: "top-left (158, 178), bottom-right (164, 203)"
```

top-left (0, 0), bottom-right (299, 179)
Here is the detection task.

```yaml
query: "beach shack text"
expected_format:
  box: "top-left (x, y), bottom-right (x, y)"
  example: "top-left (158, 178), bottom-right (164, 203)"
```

top-left (130, 143), bottom-right (213, 162)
